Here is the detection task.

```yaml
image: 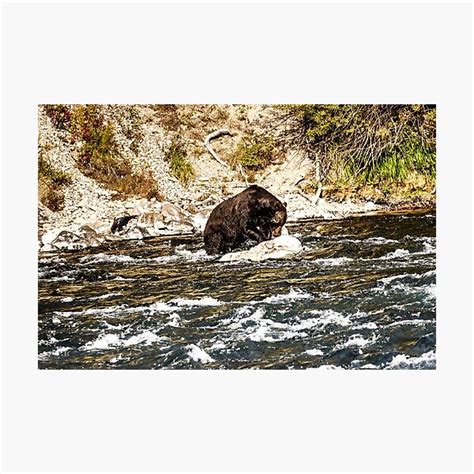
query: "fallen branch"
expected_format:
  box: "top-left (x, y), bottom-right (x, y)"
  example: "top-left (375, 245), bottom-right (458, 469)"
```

top-left (314, 183), bottom-right (323, 202)
top-left (296, 181), bottom-right (322, 204)
top-left (297, 190), bottom-right (313, 203)
top-left (203, 129), bottom-right (232, 168)
top-left (237, 162), bottom-right (248, 187)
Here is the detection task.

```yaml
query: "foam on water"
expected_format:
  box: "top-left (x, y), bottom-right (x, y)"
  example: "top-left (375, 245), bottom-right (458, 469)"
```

top-left (341, 237), bottom-right (398, 244)
top-left (386, 319), bottom-right (430, 328)
top-left (366, 237), bottom-right (398, 244)
top-left (49, 275), bottom-right (74, 282)
top-left (83, 333), bottom-right (121, 351)
top-left (88, 293), bottom-right (121, 301)
top-left (306, 309), bottom-right (352, 329)
top-left (174, 246), bottom-right (213, 260)
top-left (170, 297), bottom-right (221, 307)
top-left (305, 348), bottom-right (324, 356)
top-left (142, 255), bottom-right (181, 264)
top-left (385, 350), bottom-right (436, 369)
top-left (38, 346), bottom-right (72, 360)
top-left (335, 334), bottom-right (377, 350)
top-left (83, 331), bottom-right (165, 351)
top-left (186, 344), bottom-right (214, 363)
top-left (354, 322), bottom-right (378, 330)
top-left (167, 313), bottom-right (181, 327)
top-left (78, 248), bottom-right (213, 267)
top-left (39, 256), bottom-right (61, 264)
top-left (312, 365), bottom-right (344, 370)
top-left (226, 308), bottom-right (302, 342)
top-left (425, 284), bottom-right (436, 299)
top-left (379, 249), bottom-right (410, 260)
top-left (314, 257), bottom-right (353, 266)
top-left (79, 253), bottom-right (136, 264)
top-left (53, 296), bottom-right (223, 320)
top-left (261, 288), bottom-right (313, 304)
top-left (121, 331), bottom-right (163, 347)
top-left (222, 306), bottom-right (356, 344)
top-left (379, 273), bottom-right (420, 284)
top-left (209, 340), bottom-right (227, 350)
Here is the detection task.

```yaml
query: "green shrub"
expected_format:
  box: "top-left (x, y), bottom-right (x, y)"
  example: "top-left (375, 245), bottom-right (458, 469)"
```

top-left (231, 134), bottom-right (280, 171)
top-left (164, 141), bottom-right (195, 186)
top-left (276, 104), bottom-right (436, 186)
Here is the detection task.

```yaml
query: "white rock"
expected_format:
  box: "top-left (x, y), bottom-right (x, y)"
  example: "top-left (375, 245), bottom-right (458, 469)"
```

top-left (123, 228), bottom-right (145, 240)
top-left (192, 212), bottom-right (210, 233)
top-left (219, 235), bottom-right (302, 262)
top-left (41, 230), bottom-right (59, 245)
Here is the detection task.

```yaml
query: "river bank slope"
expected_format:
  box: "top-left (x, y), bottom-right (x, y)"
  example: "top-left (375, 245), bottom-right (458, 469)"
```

top-left (38, 104), bottom-right (435, 253)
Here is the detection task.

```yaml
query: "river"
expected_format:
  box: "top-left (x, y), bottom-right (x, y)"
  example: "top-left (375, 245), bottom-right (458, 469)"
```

top-left (38, 210), bottom-right (436, 369)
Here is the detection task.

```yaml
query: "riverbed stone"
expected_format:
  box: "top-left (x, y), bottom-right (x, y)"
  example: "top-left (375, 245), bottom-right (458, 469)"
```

top-left (41, 229), bottom-right (60, 246)
top-left (219, 235), bottom-right (302, 262)
top-left (50, 230), bottom-right (86, 251)
top-left (161, 202), bottom-right (187, 223)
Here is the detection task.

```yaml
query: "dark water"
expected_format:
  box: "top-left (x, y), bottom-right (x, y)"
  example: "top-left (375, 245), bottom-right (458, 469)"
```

top-left (38, 210), bottom-right (436, 369)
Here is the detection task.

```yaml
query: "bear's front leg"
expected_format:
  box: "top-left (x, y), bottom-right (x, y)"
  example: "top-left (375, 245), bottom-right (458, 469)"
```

top-left (244, 227), bottom-right (266, 243)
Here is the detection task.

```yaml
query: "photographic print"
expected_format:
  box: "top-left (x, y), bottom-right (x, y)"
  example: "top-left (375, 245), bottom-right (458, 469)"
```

top-left (38, 104), bottom-right (436, 369)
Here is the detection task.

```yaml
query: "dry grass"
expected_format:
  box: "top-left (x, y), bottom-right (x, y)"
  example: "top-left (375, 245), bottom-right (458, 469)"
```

top-left (66, 105), bottom-right (162, 200)
top-left (38, 153), bottom-right (72, 211)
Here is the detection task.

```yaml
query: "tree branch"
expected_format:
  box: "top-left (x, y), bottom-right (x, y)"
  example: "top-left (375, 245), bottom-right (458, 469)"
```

top-left (203, 129), bottom-right (232, 168)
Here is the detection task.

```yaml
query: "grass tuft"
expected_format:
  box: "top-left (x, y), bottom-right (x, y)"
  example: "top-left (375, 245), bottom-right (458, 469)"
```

top-left (164, 140), bottom-right (195, 186)
top-left (38, 151), bottom-right (72, 211)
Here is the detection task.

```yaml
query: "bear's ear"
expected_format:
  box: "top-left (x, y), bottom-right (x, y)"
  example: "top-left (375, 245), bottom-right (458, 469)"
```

top-left (283, 201), bottom-right (287, 208)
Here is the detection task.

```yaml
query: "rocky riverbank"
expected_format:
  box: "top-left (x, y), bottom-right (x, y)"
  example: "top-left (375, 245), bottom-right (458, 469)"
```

top-left (38, 190), bottom-right (435, 253)
top-left (37, 104), bottom-right (435, 253)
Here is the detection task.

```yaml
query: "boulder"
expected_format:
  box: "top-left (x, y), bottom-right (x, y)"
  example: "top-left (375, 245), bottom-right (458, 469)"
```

top-left (137, 212), bottom-right (166, 228)
top-left (38, 202), bottom-right (54, 225)
top-left (122, 227), bottom-right (145, 240)
top-left (219, 235), bottom-right (302, 262)
top-left (161, 202), bottom-right (187, 223)
top-left (50, 230), bottom-right (86, 251)
top-left (164, 221), bottom-right (195, 235)
top-left (41, 229), bottom-right (60, 246)
top-left (78, 225), bottom-right (104, 247)
top-left (87, 219), bottom-right (112, 235)
top-left (191, 212), bottom-right (210, 233)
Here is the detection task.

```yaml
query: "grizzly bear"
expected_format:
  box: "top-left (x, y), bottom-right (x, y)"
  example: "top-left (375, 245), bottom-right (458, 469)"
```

top-left (203, 185), bottom-right (287, 255)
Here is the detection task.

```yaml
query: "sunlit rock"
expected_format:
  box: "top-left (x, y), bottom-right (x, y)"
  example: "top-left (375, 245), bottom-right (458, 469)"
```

top-left (41, 229), bottom-right (59, 246)
top-left (161, 202), bottom-right (187, 223)
top-left (50, 230), bottom-right (86, 251)
top-left (219, 235), bottom-right (302, 262)
top-left (136, 212), bottom-right (167, 237)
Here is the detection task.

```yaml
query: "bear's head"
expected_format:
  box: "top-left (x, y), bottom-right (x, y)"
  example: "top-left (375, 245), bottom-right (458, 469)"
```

top-left (270, 203), bottom-right (287, 237)
top-left (254, 190), bottom-right (288, 238)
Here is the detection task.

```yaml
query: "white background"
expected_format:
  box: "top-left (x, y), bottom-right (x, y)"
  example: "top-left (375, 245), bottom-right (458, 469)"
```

top-left (1, 1), bottom-right (472, 472)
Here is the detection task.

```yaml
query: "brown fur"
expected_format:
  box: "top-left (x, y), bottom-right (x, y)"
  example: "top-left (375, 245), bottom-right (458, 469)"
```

top-left (203, 185), bottom-right (287, 255)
